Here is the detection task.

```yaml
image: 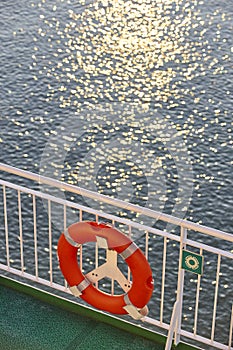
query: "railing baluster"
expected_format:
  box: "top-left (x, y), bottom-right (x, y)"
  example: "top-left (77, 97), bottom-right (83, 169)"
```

top-left (63, 204), bottom-right (68, 290)
top-left (145, 231), bottom-right (149, 260)
top-left (95, 235), bottom-right (99, 291)
top-left (127, 225), bottom-right (132, 281)
top-left (18, 190), bottom-right (24, 273)
top-left (174, 227), bottom-right (187, 346)
top-left (78, 209), bottom-right (83, 278)
top-left (160, 236), bottom-right (167, 324)
top-left (211, 254), bottom-right (221, 342)
top-left (32, 194), bottom-right (38, 280)
top-left (3, 185), bottom-right (10, 268)
top-left (229, 304), bottom-right (233, 349)
top-left (193, 248), bottom-right (203, 336)
top-left (79, 209), bottom-right (83, 273)
top-left (112, 218), bottom-right (116, 293)
top-left (48, 199), bottom-right (53, 285)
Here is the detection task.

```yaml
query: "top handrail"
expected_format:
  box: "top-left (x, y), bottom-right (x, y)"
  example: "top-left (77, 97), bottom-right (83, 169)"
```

top-left (0, 162), bottom-right (232, 242)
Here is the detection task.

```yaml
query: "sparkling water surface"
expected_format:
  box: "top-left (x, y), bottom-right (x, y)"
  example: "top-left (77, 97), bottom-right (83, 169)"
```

top-left (0, 0), bottom-right (232, 232)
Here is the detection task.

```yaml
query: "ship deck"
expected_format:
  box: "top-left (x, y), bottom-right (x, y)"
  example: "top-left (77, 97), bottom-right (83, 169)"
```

top-left (0, 281), bottom-right (166, 350)
top-left (0, 277), bottom-right (198, 350)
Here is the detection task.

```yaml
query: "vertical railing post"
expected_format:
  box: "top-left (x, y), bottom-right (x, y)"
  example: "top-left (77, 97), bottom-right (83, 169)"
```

top-left (174, 226), bottom-right (187, 345)
top-left (48, 199), bottom-right (53, 285)
top-left (160, 236), bottom-right (167, 324)
top-left (228, 304), bottom-right (233, 349)
top-left (32, 194), bottom-right (38, 280)
top-left (18, 190), bottom-right (24, 273)
top-left (3, 185), bottom-right (10, 268)
top-left (211, 254), bottom-right (221, 342)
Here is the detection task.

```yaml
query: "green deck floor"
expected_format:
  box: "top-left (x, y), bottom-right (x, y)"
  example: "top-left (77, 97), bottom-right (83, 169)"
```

top-left (0, 284), bottom-right (164, 350)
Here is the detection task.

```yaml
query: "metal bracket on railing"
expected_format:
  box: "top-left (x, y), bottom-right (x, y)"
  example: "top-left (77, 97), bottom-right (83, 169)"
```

top-left (165, 300), bottom-right (181, 350)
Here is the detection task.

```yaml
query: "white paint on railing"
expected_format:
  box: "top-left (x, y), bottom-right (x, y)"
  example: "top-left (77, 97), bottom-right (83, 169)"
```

top-left (3, 185), bottom-right (10, 268)
top-left (174, 227), bottom-right (187, 345)
top-left (48, 200), bottom-right (53, 285)
top-left (145, 231), bottom-right (149, 260)
top-left (193, 248), bottom-right (202, 336)
top-left (160, 236), bottom-right (167, 324)
top-left (32, 194), bottom-right (38, 280)
top-left (184, 238), bottom-right (233, 259)
top-left (18, 190), bottom-right (24, 273)
top-left (211, 254), bottom-right (221, 342)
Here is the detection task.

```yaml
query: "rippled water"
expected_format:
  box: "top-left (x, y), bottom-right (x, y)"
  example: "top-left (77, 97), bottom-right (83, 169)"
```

top-left (0, 0), bottom-right (232, 234)
top-left (0, 0), bottom-right (232, 344)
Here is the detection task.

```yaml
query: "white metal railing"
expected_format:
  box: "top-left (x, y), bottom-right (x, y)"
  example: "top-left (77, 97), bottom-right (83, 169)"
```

top-left (0, 163), bottom-right (232, 350)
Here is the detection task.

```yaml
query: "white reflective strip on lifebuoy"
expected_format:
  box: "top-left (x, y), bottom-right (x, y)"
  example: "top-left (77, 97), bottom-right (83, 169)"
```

top-left (96, 236), bottom-right (109, 249)
top-left (70, 285), bottom-right (82, 297)
top-left (64, 228), bottom-right (81, 247)
top-left (70, 278), bottom-right (91, 297)
top-left (123, 294), bottom-right (144, 320)
top-left (123, 304), bottom-right (144, 320)
top-left (124, 293), bottom-right (131, 306)
top-left (77, 278), bottom-right (91, 292)
top-left (120, 242), bottom-right (138, 260)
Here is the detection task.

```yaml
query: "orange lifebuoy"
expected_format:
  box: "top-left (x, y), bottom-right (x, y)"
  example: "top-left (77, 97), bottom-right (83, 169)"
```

top-left (57, 221), bottom-right (154, 318)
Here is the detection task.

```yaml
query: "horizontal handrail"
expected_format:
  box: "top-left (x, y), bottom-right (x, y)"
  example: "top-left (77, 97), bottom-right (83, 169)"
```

top-left (0, 178), bottom-right (180, 242)
top-left (0, 179), bottom-right (233, 259)
top-left (2, 178), bottom-right (233, 259)
top-left (0, 162), bottom-right (232, 242)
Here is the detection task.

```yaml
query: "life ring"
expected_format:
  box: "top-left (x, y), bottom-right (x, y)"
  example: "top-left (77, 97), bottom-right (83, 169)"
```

top-left (57, 221), bottom-right (154, 318)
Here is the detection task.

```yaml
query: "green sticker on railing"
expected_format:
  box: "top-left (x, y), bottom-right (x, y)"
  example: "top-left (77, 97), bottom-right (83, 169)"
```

top-left (182, 250), bottom-right (204, 275)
